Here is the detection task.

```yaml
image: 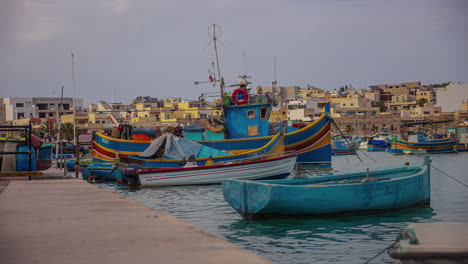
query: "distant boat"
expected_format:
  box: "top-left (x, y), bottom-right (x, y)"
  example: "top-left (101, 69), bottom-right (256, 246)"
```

top-left (388, 222), bottom-right (468, 263)
top-left (331, 135), bottom-right (361, 155)
top-left (389, 133), bottom-right (458, 154)
top-left (455, 122), bottom-right (468, 152)
top-left (222, 157), bottom-right (431, 218)
top-left (367, 139), bottom-right (389, 152)
top-left (125, 154), bottom-right (297, 187)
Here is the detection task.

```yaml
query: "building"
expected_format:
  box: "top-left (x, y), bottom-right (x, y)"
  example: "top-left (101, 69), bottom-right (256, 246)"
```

top-left (436, 83), bottom-right (468, 112)
top-left (3, 97), bottom-right (83, 121)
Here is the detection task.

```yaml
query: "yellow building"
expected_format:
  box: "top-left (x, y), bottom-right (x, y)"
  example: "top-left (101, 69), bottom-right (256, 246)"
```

top-left (330, 94), bottom-right (370, 108)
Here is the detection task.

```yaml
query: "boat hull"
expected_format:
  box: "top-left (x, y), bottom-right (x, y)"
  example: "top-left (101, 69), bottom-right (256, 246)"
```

top-left (223, 162), bottom-right (431, 218)
top-left (91, 114), bottom-right (332, 164)
top-left (137, 155), bottom-right (297, 187)
top-left (390, 138), bottom-right (459, 154)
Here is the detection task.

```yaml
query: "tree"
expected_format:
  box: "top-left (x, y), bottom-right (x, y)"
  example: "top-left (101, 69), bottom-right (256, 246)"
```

top-left (417, 98), bottom-right (428, 107)
top-left (36, 121), bottom-right (58, 140)
top-left (60, 122), bottom-right (76, 142)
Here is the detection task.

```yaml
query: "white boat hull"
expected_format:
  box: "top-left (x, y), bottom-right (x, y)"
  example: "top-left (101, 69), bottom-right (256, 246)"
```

top-left (137, 155), bottom-right (297, 187)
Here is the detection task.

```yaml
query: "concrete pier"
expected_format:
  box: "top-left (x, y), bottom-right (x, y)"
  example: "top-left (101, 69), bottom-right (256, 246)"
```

top-left (0, 178), bottom-right (271, 264)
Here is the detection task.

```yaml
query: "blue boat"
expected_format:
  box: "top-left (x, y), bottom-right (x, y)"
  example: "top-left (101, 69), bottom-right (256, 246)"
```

top-left (331, 136), bottom-right (361, 156)
top-left (222, 157), bottom-right (431, 218)
top-left (367, 139), bottom-right (389, 152)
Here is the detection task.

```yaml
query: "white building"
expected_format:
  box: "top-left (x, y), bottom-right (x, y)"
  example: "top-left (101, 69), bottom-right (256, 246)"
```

top-left (3, 97), bottom-right (84, 121)
top-left (436, 83), bottom-right (468, 112)
top-left (287, 99), bottom-right (319, 121)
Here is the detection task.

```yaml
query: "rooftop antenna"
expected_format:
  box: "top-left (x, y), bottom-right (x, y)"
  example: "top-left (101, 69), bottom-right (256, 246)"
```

top-left (208, 24), bottom-right (224, 101)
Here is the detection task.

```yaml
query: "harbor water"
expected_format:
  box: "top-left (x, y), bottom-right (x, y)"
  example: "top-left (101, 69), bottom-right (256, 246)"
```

top-left (97, 152), bottom-right (468, 264)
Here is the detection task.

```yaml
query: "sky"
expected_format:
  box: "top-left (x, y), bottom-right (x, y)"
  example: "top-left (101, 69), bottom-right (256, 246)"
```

top-left (1, 0), bottom-right (467, 106)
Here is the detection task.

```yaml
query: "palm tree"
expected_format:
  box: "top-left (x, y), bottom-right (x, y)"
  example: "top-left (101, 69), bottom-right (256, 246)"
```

top-left (37, 121), bottom-right (58, 140)
top-left (60, 122), bottom-right (75, 142)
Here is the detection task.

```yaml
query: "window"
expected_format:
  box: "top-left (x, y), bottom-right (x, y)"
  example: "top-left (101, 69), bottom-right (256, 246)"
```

top-left (37, 103), bottom-right (48, 110)
top-left (260, 107), bottom-right (268, 119)
top-left (342, 103), bottom-right (346, 107)
top-left (39, 113), bottom-right (46, 118)
top-left (17, 112), bottom-right (25, 119)
top-left (102, 121), bottom-right (106, 124)
top-left (247, 110), bottom-right (256, 119)
top-left (350, 103), bottom-right (354, 106)
top-left (48, 113), bottom-right (54, 117)
top-left (16, 103), bottom-right (24, 107)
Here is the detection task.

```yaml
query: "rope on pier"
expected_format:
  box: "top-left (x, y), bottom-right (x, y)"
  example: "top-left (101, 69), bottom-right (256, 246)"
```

top-left (431, 165), bottom-right (468, 189)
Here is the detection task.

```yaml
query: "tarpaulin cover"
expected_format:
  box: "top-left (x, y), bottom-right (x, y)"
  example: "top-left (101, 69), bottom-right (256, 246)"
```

top-left (139, 133), bottom-right (231, 160)
top-left (368, 139), bottom-right (387, 147)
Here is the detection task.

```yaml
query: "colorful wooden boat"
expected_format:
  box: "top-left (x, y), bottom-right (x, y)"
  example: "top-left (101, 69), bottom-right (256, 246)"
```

top-left (92, 112), bottom-right (331, 165)
top-left (126, 154), bottom-right (297, 187)
top-left (388, 222), bottom-right (468, 263)
top-left (389, 133), bottom-right (459, 154)
top-left (331, 137), bottom-right (361, 156)
top-left (222, 157), bottom-right (431, 218)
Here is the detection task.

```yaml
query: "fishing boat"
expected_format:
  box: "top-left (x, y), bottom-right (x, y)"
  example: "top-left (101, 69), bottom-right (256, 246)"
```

top-left (389, 133), bottom-right (459, 154)
top-left (367, 139), bottom-right (389, 152)
top-left (453, 122), bottom-right (468, 151)
top-left (222, 156), bottom-right (431, 218)
top-left (388, 222), bottom-right (468, 263)
top-left (331, 135), bottom-right (361, 155)
top-left (125, 153), bottom-right (297, 187)
top-left (96, 131), bottom-right (285, 169)
top-left (92, 111), bottom-right (331, 165)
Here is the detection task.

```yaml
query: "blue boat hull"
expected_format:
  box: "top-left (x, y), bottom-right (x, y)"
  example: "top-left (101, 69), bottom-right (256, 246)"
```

top-left (87, 163), bottom-right (121, 181)
top-left (223, 161), bottom-right (431, 218)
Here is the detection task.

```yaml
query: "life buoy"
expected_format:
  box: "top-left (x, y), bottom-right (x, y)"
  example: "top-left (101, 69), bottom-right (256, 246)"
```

top-left (231, 88), bottom-right (249, 105)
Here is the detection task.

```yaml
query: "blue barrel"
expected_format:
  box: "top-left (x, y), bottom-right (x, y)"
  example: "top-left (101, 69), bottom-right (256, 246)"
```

top-left (38, 143), bottom-right (53, 160)
top-left (16, 144), bottom-right (37, 171)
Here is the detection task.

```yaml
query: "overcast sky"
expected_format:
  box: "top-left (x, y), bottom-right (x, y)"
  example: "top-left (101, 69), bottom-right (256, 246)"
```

top-left (1, 0), bottom-right (467, 105)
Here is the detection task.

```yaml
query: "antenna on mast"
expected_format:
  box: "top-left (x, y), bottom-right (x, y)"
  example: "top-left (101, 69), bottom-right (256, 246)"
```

top-left (208, 24), bottom-right (224, 101)
top-left (243, 51), bottom-right (247, 76)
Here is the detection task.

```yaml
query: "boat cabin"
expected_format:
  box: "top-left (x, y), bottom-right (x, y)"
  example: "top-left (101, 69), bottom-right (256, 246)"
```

top-left (223, 103), bottom-right (272, 139)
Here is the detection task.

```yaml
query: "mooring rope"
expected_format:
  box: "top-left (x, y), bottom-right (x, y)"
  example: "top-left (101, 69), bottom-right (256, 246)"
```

top-left (431, 164), bottom-right (468, 188)
top-left (362, 240), bottom-right (398, 264)
top-left (331, 120), bottom-right (364, 163)
top-left (92, 165), bottom-right (118, 183)
top-left (356, 148), bottom-right (377, 163)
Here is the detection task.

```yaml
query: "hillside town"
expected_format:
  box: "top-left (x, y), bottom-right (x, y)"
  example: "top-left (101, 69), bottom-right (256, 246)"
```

top-left (1, 81), bottom-right (467, 142)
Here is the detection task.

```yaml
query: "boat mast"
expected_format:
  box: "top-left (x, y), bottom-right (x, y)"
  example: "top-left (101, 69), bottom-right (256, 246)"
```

top-left (209, 24), bottom-right (223, 102)
top-left (71, 52), bottom-right (76, 145)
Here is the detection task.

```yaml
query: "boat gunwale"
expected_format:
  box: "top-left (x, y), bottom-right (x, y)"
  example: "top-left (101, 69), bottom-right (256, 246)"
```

top-left (137, 154), bottom-right (298, 174)
top-left (225, 165), bottom-right (427, 188)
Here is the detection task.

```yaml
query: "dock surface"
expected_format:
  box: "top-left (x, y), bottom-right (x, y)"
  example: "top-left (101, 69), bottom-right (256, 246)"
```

top-left (0, 178), bottom-right (271, 264)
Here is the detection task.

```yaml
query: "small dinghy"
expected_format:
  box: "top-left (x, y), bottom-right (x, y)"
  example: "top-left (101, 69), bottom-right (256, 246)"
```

top-left (223, 156), bottom-right (432, 218)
